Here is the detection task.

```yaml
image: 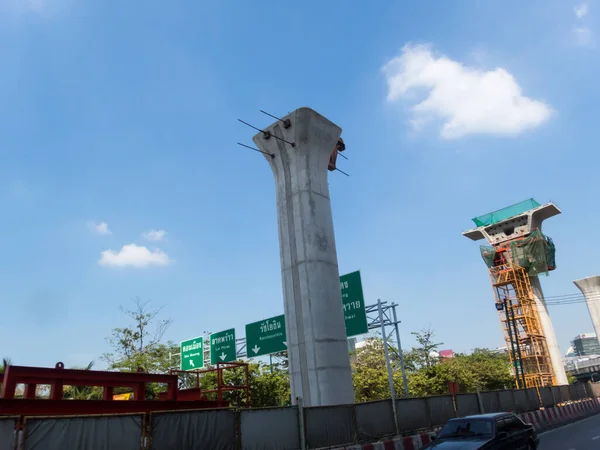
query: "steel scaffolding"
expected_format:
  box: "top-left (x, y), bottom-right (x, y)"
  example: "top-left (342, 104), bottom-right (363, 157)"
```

top-left (490, 262), bottom-right (555, 388)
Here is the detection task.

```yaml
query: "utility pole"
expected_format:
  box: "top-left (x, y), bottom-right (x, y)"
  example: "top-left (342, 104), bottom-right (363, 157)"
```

top-left (378, 299), bottom-right (399, 435)
top-left (391, 305), bottom-right (409, 397)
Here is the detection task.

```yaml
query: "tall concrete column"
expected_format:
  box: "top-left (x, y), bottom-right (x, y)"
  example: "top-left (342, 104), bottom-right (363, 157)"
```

top-left (530, 276), bottom-right (568, 385)
top-left (574, 276), bottom-right (600, 343)
top-left (253, 107), bottom-right (355, 407)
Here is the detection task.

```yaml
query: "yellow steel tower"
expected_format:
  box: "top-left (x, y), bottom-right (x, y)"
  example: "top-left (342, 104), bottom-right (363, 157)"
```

top-left (463, 199), bottom-right (567, 388)
top-left (489, 261), bottom-right (554, 388)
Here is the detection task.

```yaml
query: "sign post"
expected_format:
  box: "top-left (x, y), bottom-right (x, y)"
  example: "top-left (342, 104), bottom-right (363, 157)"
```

top-left (340, 271), bottom-right (369, 337)
top-left (180, 336), bottom-right (204, 371)
top-left (245, 315), bottom-right (287, 357)
top-left (209, 328), bottom-right (237, 365)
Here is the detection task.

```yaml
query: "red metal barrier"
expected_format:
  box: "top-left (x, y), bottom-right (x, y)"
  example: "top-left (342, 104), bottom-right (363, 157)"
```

top-left (0, 362), bottom-right (228, 416)
top-left (169, 361), bottom-right (250, 408)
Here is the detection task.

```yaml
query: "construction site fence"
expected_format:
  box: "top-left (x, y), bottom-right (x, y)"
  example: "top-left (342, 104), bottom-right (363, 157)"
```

top-left (1, 383), bottom-right (595, 450)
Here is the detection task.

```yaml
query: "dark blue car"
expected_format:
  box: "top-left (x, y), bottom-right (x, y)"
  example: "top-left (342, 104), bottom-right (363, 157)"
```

top-left (423, 412), bottom-right (539, 449)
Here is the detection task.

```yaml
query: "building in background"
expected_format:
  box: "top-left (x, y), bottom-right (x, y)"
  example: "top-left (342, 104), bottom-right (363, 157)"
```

top-left (439, 349), bottom-right (454, 359)
top-left (572, 333), bottom-right (600, 357)
top-left (495, 346), bottom-right (509, 354)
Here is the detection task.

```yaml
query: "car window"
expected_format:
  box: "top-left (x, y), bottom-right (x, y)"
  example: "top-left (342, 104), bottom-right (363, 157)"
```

top-left (503, 415), bottom-right (526, 432)
top-left (438, 419), bottom-right (493, 438)
top-left (496, 418), bottom-right (509, 434)
top-left (496, 415), bottom-right (525, 435)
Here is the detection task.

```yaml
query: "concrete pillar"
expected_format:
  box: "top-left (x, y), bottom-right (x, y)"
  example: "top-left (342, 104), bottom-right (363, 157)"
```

top-left (574, 276), bottom-right (600, 345)
top-left (530, 276), bottom-right (569, 385)
top-left (253, 107), bottom-right (355, 407)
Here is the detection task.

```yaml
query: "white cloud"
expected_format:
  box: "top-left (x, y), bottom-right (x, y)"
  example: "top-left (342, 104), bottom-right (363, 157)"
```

top-left (574, 26), bottom-right (593, 45)
top-left (382, 44), bottom-right (553, 139)
top-left (142, 229), bottom-right (167, 241)
top-left (98, 244), bottom-right (172, 268)
top-left (87, 221), bottom-right (112, 236)
top-left (574, 2), bottom-right (588, 19)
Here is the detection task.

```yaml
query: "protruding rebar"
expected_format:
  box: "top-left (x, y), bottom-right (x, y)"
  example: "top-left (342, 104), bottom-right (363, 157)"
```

top-left (260, 110), bottom-right (291, 128)
top-left (238, 118), bottom-right (295, 147)
top-left (237, 142), bottom-right (274, 158)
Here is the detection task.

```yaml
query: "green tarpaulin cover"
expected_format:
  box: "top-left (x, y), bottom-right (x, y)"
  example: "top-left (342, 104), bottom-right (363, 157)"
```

top-left (479, 229), bottom-right (556, 276)
top-left (472, 199), bottom-right (541, 227)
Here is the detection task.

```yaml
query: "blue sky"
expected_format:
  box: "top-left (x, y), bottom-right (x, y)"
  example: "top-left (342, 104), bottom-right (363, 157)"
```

top-left (1, 0), bottom-right (599, 369)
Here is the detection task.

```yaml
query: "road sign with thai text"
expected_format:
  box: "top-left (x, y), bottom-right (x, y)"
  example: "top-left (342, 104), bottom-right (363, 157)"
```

top-left (245, 315), bottom-right (287, 357)
top-left (209, 328), bottom-right (236, 365)
top-left (340, 271), bottom-right (369, 337)
top-left (180, 336), bottom-right (204, 371)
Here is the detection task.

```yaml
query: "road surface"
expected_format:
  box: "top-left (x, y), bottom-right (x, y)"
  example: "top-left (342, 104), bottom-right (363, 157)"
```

top-left (540, 413), bottom-right (600, 449)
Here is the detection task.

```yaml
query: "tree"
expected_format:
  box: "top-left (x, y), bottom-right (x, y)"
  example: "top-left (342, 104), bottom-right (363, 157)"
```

top-left (406, 328), bottom-right (443, 371)
top-left (251, 366), bottom-right (291, 407)
top-left (103, 298), bottom-right (173, 371)
top-left (0, 357), bottom-right (10, 374)
top-left (351, 338), bottom-right (392, 402)
top-left (197, 361), bottom-right (291, 408)
top-left (350, 337), bottom-right (409, 402)
top-left (63, 361), bottom-right (103, 400)
top-left (102, 298), bottom-right (176, 399)
top-left (407, 349), bottom-right (514, 397)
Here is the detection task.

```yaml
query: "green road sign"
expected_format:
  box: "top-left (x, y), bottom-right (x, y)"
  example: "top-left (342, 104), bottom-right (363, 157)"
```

top-left (245, 315), bottom-right (287, 357)
top-left (180, 336), bottom-right (204, 371)
top-left (340, 271), bottom-right (369, 337)
top-left (210, 328), bottom-right (236, 365)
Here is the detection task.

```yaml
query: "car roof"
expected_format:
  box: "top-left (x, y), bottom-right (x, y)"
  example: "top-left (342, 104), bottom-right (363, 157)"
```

top-left (451, 413), bottom-right (513, 420)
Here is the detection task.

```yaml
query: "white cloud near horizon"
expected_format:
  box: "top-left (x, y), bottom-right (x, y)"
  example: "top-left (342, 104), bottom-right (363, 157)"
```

top-left (382, 44), bottom-right (553, 139)
top-left (575, 2), bottom-right (588, 19)
top-left (87, 221), bottom-right (112, 236)
top-left (142, 229), bottom-right (167, 241)
top-left (573, 2), bottom-right (593, 46)
top-left (98, 244), bottom-right (172, 268)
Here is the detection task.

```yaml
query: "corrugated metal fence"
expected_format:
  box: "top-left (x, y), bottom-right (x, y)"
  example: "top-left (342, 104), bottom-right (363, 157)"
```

top-left (4, 383), bottom-right (595, 450)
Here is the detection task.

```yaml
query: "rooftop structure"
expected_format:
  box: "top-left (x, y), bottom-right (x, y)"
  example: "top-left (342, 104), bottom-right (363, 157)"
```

top-left (571, 333), bottom-right (600, 357)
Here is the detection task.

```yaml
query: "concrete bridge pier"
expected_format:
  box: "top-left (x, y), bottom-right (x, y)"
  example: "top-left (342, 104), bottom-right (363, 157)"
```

top-left (253, 107), bottom-right (355, 407)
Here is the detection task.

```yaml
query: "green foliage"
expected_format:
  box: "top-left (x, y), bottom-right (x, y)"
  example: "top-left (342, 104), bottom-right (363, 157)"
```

top-left (63, 361), bottom-right (103, 400)
top-left (100, 306), bottom-right (514, 405)
top-left (408, 348), bottom-right (514, 397)
top-left (0, 357), bottom-right (10, 374)
top-left (351, 334), bottom-right (514, 400)
top-left (102, 298), bottom-right (177, 399)
top-left (196, 361), bottom-right (291, 408)
top-left (351, 338), bottom-right (408, 402)
top-left (102, 298), bottom-right (173, 371)
top-left (407, 328), bottom-right (443, 370)
top-left (252, 367), bottom-right (291, 407)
